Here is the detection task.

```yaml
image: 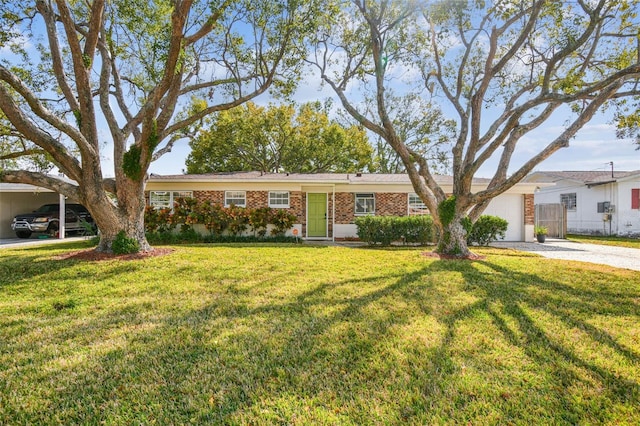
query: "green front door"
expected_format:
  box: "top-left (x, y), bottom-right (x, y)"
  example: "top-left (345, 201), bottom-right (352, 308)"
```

top-left (307, 193), bottom-right (327, 237)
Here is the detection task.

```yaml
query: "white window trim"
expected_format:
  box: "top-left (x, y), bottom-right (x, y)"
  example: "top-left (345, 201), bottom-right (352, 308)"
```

top-left (225, 190), bottom-right (246, 207)
top-left (560, 193), bottom-right (577, 211)
top-left (354, 193), bottom-right (375, 216)
top-left (268, 191), bottom-right (290, 208)
top-left (149, 191), bottom-right (193, 210)
top-left (408, 193), bottom-right (429, 216)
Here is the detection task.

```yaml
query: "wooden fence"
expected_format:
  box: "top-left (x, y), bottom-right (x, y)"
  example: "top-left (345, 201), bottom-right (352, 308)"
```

top-left (535, 203), bottom-right (567, 238)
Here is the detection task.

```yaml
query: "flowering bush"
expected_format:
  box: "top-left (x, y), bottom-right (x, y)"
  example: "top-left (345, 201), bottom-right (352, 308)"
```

top-left (144, 206), bottom-right (175, 233)
top-left (249, 207), bottom-right (271, 237)
top-left (144, 197), bottom-right (297, 237)
top-left (270, 209), bottom-right (297, 236)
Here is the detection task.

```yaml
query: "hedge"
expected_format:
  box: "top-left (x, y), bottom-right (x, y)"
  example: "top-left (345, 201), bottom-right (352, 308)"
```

top-left (466, 215), bottom-right (508, 246)
top-left (355, 214), bottom-right (508, 246)
top-left (354, 215), bottom-right (435, 246)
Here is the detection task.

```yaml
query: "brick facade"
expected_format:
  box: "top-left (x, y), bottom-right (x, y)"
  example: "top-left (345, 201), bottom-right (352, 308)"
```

top-left (192, 189), bottom-right (305, 227)
top-left (335, 192), bottom-right (408, 224)
top-left (246, 191), bottom-right (267, 208)
top-left (146, 188), bottom-right (532, 237)
top-left (524, 193), bottom-right (534, 225)
top-left (334, 192), bottom-right (354, 224)
top-left (376, 193), bottom-right (408, 216)
top-left (193, 190), bottom-right (224, 205)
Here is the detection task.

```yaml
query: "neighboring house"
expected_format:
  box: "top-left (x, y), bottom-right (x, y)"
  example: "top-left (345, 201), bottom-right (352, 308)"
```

top-left (526, 170), bottom-right (640, 236)
top-left (146, 171), bottom-right (539, 241)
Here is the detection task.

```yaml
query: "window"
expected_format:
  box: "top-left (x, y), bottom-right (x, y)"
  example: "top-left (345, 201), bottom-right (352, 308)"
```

top-left (355, 193), bottom-right (375, 215)
top-left (225, 191), bottom-right (246, 207)
top-left (408, 193), bottom-right (429, 216)
top-left (269, 191), bottom-right (290, 208)
top-left (149, 191), bottom-right (193, 210)
top-left (633, 188), bottom-right (640, 210)
top-left (560, 193), bottom-right (577, 211)
top-left (597, 201), bottom-right (610, 213)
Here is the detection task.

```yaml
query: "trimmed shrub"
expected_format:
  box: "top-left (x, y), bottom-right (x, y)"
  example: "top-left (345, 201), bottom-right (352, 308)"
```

top-left (467, 215), bottom-right (508, 246)
top-left (354, 215), bottom-right (435, 246)
top-left (396, 215), bottom-right (435, 245)
top-left (111, 231), bottom-right (140, 254)
top-left (354, 216), bottom-right (391, 245)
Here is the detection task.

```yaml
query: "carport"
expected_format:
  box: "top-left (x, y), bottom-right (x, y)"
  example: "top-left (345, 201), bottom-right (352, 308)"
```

top-left (0, 182), bottom-right (73, 240)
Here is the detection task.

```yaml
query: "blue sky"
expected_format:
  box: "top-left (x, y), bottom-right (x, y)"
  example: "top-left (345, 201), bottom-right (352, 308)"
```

top-left (147, 77), bottom-right (640, 178)
top-left (4, 10), bottom-right (638, 179)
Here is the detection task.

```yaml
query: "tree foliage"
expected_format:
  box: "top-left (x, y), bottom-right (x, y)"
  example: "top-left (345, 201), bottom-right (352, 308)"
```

top-left (186, 101), bottom-right (375, 174)
top-left (311, 0), bottom-right (640, 256)
top-left (0, 0), bottom-right (325, 252)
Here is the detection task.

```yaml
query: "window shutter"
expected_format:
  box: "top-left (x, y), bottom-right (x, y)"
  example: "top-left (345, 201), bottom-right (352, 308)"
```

top-left (632, 189), bottom-right (640, 209)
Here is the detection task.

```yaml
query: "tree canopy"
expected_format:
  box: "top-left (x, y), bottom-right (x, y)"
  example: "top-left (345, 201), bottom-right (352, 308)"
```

top-left (186, 101), bottom-right (374, 174)
top-left (0, 0), bottom-right (325, 252)
top-left (311, 0), bottom-right (640, 256)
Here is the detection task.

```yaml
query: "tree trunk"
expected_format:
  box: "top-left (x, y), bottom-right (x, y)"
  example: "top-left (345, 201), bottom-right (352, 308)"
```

top-left (435, 216), bottom-right (472, 258)
top-left (95, 213), bottom-right (152, 253)
top-left (84, 177), bottom-right (152, 253)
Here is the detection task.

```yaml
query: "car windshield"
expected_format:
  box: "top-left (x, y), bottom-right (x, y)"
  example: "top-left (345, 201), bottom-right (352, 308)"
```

top-left (34, 205), bottom-right (58, 213)
top-left (69, 205), bottom-right (87, 213)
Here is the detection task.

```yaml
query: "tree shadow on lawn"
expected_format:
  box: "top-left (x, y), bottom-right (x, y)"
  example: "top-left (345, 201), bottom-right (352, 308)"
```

top-left (426, 259), bottom-right (639, 421)
top-left (0, 241), bottom-right (108, 288)
top-left (2, 255), bottom-right (639, 424)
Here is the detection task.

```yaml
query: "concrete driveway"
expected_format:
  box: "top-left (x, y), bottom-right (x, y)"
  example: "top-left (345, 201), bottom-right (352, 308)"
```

top-left (0, 236), bottom-right (90, 249)
top-left (492, 239), bottom-right (640, 272)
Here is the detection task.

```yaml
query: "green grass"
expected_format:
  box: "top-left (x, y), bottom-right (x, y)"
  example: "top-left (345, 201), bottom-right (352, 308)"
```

top-left (567, 234), bottom-right (640, 249)
top-left (1, 241), bottom-right (639, 424)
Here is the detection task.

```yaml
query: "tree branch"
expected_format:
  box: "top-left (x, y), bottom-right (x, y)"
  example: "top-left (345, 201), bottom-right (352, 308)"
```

top-left (0, 170), bottom-right (81, 201)
top-left (0, 82), bottom-right (82, 180)
top-left (35, 0), bottom-right (80, 112)
top-left (0, 148), bottom-right (47, 161)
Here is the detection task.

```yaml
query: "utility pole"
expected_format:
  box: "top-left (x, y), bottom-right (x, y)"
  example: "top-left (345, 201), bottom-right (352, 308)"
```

top-left (610, 161), bottom-right (614, 178)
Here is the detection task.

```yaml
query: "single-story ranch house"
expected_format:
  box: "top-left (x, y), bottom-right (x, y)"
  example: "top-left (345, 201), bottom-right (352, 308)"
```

top-left (146, 172), bottom-right (539, 242)
top-left (0, 172), bottom-right (539, 241)
top-left (526, 170), bottom-right (640, 236)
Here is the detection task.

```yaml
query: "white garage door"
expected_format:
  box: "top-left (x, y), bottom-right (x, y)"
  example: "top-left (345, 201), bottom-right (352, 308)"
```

top-left (482, 194), bottom-right (523, 241)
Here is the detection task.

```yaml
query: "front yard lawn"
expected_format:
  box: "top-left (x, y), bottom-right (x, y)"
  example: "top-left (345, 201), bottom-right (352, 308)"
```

top-left (567, 234), bottom-right (640, 249)
top-left (1, 242), bottom-right (639, 424)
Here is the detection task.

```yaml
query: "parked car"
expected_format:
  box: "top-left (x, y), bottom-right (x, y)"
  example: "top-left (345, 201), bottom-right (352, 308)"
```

top-left (11, 203), bottom-right (96, 239)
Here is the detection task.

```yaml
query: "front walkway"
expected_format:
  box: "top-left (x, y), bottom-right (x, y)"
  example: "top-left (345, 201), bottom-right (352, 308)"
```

top-left (492, 239), bottom-right (640, 272)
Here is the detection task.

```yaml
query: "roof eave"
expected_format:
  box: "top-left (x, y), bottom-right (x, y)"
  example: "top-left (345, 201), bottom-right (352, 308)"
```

top-left (586, 179), bottom-right (617, 188)
top-left (147, 177), bottom-right (350, 185)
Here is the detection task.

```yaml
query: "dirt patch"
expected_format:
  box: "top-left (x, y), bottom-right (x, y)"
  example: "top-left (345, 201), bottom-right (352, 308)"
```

top-left (422, 251), bottom-right (486, 261)
top-left (54, 247), bottom-right (174, 262)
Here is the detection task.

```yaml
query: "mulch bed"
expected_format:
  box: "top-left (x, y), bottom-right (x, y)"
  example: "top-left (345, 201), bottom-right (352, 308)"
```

top-left (54, 247), bottom-right (174, 262)
top-left (422, 251), bottom-right (486, 260)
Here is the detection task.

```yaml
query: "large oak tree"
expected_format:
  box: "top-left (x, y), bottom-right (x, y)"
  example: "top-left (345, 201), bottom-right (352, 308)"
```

top-left (311, 0), bottom-right (640, 257)
top-left (0, 0), bottom-right (324, 252)
top-left (185, 101), bottom-right (374, 174)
